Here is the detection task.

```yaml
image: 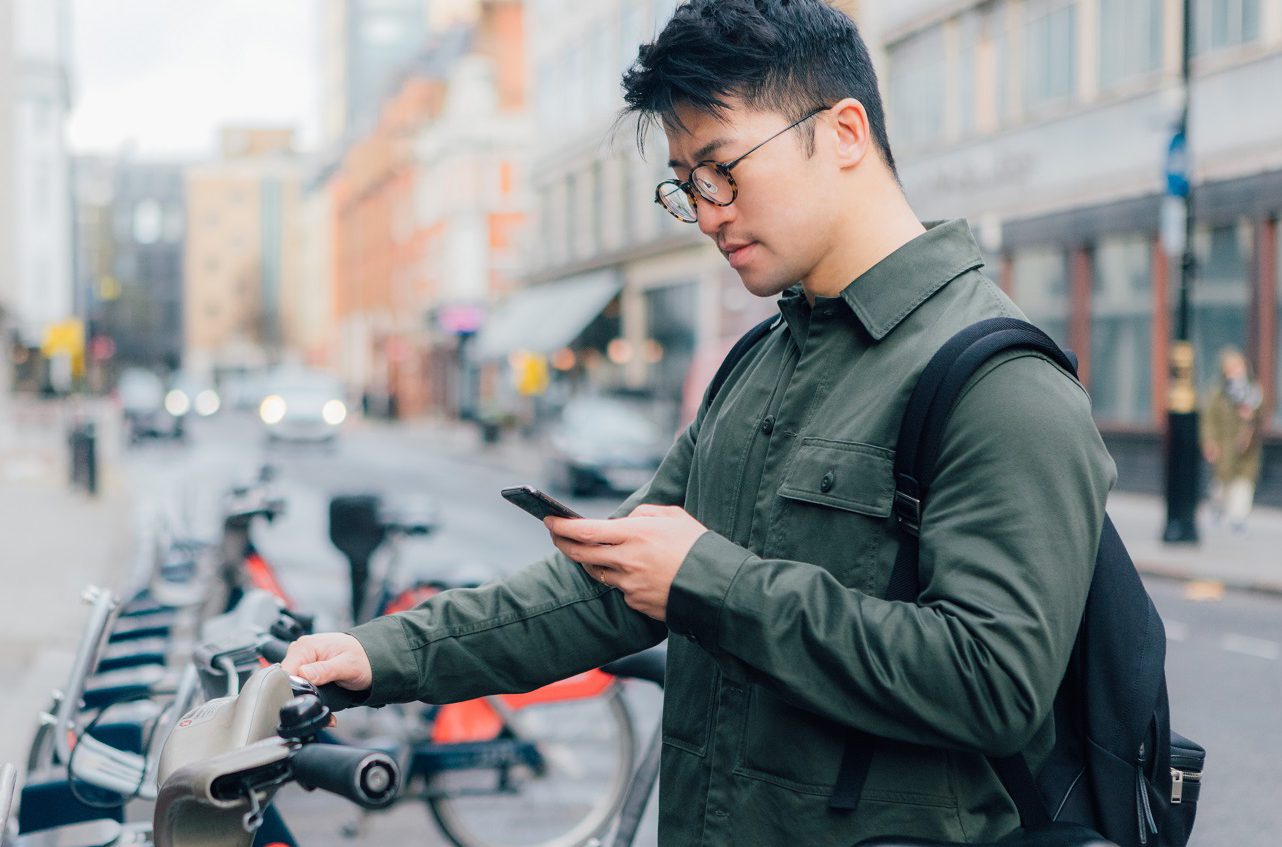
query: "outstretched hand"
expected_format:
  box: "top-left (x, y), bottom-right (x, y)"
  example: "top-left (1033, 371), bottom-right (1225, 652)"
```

top-left (281, 632), bottom-right (373, 691)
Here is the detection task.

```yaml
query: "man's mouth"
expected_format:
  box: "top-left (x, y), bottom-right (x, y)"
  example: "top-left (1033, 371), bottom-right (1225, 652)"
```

top-left (721, 241), bottom-right (758, 268)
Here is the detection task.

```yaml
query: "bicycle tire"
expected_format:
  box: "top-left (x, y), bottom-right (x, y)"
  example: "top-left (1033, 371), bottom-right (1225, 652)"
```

top-left (427, 683), bottom-right (636, 847)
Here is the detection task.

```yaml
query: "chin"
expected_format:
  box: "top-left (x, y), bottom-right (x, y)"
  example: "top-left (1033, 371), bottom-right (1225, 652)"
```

top-left (736, 268), bottom-right (795, 299)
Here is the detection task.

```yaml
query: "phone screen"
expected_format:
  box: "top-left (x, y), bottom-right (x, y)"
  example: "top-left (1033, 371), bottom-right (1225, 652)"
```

top-left (500, 486), bottom-right (583, 521)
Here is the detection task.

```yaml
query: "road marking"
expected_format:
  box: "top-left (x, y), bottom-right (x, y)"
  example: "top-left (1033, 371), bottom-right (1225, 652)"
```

top-left (1183, 580), bottom-right (1225, 602)
top-left (1164, 620), bottom-right (1188, 642)
top-left (1220, 634), bottom-right (1281, 661)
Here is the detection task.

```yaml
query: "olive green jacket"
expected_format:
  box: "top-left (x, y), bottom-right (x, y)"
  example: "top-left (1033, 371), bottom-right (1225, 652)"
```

top-left (348, 220), bottom-right (1116, 846)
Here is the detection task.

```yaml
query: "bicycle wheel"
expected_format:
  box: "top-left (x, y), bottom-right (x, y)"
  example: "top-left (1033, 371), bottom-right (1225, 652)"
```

top-left (427, 684), bottom-right (636, 847)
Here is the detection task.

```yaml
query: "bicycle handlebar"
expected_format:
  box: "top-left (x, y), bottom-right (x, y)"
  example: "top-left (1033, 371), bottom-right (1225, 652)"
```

top-left (289, 744), bottom-right (398, 809)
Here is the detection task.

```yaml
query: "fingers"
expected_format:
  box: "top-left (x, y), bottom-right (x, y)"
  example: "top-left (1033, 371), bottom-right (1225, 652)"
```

top-left (281, 634), bottom-right (373, 690)
top-left (545, 516), bottom-right (632, 545)
top-left (298, 659), bottom-right (342, 686)
top-left (552, 534), bottom-right (627, 568)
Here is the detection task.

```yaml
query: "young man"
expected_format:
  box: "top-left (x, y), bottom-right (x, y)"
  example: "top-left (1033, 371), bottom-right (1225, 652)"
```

top-left (284, 1), bottom-right (1115, 843)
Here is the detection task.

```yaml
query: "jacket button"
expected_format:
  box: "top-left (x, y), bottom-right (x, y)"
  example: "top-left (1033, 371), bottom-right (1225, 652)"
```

top-left (760, 415), bottom-right (775, 435)
top-left (820, 471), bottom-right (835, 493)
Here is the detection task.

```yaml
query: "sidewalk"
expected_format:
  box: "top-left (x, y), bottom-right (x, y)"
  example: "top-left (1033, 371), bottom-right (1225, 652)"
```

top-left (0, 391), bottom-right (135, 769)
top-left (384, 416), bottom-right (1282, 594)
top-left (1107, 490), bottom-right (1282, 595)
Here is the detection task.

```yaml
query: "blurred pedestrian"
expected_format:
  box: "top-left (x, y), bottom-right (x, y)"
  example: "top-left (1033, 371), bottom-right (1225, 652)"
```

top-left (1201, 346), bottom-right (1264, 533)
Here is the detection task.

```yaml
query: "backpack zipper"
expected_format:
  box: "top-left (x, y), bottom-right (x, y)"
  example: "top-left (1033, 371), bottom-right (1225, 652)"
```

top-left (1136, 743), bottom-right (1159, 845)
top-left (1171, 766), bottom-right (1202, 804)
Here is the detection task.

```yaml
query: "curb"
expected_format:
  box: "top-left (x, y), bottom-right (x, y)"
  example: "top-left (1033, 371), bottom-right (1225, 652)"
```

top-left (1133, 559), bottom-right (1282, 598)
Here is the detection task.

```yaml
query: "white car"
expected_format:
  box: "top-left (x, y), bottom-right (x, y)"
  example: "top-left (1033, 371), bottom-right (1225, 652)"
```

top-left (258, 370), bottom-right (349, 445)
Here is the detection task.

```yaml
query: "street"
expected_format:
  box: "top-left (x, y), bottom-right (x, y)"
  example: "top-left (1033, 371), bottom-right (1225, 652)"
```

top-left (4, 408), bottom-right (1280, 845)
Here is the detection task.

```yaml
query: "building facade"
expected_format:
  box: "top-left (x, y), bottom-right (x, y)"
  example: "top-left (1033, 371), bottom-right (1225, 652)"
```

top-left (183, 128), bottom-right (305, 379)
top-left (507, 0), bottom-right (862, 429)
top-left (878, 0), bottom-right (1282, 503)
top-left (330, 0), bottom-right (530, 419)
top-left (322, 0), bottom-right (431, 148)
top-left (2, 0), bottom-right (74, 390)
top-left (72, 157), bottom-right (186, 381)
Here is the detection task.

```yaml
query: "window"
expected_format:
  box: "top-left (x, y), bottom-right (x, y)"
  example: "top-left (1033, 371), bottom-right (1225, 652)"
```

top-left (620, 2), bottom-right (645, 72)
top-left (1275, 221), bottom-right (1282, 428)
top-left (1091, 235), bottom-right (1153, 424)
top-left (987, 3), bottom-right (1011, 127)
top-left (1023, 0), bottom-right (1078, 110)
top-left (1190, 220), bottom-right (1253, 395)
top-left (955, 14), bottom-right (980, 137)
top-left (1010, 246), bottom-right (1071, 348)
top-left (1195, 0), bottom-right (1260, 53)
top-left (1099, 0), bottom-right (1163, 89)
top-left (887, 26), bottom-right (946, 148)
top-left (133, 200), bottom-right (163, 245)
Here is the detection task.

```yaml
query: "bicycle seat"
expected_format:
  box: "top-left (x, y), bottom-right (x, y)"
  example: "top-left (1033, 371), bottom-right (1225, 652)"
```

top-left (855, 824), bottom-right (1115, 847)
top-left (602, 644), bottom-right (667, 687)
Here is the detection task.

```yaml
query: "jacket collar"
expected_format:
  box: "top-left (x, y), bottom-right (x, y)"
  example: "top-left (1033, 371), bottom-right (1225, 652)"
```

top-left (839, 219), bottom-right (984, 341)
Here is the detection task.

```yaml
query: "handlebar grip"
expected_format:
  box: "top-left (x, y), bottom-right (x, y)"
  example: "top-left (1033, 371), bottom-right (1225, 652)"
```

top-left (290, 744), bottom-right (399, 809)
top-left (318, 683), bottom-right (370, 712)
top-left (258, 637), bottom-right (290, 664)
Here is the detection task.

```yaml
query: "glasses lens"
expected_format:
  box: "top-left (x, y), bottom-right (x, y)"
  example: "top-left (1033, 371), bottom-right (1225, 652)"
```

top-left (657, 181), bottom-right (697, 222)
top-left (690, 165), bottom-right (733, 206)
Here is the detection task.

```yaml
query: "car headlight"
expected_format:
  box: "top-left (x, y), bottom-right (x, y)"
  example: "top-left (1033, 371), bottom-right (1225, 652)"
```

top-left (322, 399), bottom-right (347, 426)
top-left (164, 390), bottom-right (191, 417)
top-left (260, 395), bottom-right (287, 425)
top-left (194, 389), bottom-right (221, 416)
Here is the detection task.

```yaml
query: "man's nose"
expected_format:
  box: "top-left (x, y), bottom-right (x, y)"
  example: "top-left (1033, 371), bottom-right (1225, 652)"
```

top-left (696, 200), bottom-right (734, 239)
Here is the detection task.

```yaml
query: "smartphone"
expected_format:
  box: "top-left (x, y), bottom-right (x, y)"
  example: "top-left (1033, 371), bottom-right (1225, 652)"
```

top-left (501, 485), bottom-right (583, 521)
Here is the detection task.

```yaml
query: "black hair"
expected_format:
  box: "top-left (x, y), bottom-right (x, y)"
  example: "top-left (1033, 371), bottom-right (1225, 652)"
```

top-left (620, 0), bottom-right (896, 176)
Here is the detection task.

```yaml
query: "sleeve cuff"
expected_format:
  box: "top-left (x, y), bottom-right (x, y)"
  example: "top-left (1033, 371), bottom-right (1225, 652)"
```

top-left (346, 614), bottom-right (422, 706)
top-left (666, 530), bottom-right (754, 649)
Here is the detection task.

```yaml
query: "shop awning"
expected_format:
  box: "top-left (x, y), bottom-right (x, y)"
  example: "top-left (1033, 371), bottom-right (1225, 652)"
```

top-left (474, 271), bottom-right (622, 360)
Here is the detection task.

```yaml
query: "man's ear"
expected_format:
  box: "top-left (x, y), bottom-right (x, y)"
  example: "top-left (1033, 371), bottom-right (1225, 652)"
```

top-left (827, 97), bottom-right (871, 171)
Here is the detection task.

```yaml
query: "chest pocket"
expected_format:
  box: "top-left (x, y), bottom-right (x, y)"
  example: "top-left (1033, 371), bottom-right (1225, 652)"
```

top-left (770, 437), bottom-right (895, 591)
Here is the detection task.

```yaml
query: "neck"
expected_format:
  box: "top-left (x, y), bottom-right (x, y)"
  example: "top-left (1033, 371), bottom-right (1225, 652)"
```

top-left (800, 179), bottom-right (926, 304)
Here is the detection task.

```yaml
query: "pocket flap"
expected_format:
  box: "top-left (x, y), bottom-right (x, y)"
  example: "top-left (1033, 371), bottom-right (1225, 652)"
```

top-left (778, 438), bottom-right (895, 518)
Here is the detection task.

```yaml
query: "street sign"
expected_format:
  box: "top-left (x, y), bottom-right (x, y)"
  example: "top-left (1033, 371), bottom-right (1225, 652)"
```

top-left (1161, 195), bottom-right (1187, 258)
top-left (1165, 130), bottom-right (1190, 199)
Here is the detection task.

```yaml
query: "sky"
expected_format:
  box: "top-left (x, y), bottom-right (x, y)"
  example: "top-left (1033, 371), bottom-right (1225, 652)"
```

top-left (66, 0), bottom-right (321, 158)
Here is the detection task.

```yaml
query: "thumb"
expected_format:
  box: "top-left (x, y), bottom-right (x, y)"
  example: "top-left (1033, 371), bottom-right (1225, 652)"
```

top-left (299, 660), bottom-right (340, 686)
top-left (629, 503), bottom-right (669, 518)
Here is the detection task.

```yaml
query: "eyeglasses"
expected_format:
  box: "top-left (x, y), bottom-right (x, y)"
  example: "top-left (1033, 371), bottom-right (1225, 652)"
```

top-left (654, 105), bottom-right (830, 224)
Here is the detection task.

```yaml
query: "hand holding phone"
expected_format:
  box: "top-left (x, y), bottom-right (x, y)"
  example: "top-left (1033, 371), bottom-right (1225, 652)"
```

top-left (500, 486), bottom-right (583, 521)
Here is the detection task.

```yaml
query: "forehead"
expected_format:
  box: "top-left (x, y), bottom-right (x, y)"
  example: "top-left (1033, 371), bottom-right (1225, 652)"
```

top-left (662, 100), bottom-right (789, 165)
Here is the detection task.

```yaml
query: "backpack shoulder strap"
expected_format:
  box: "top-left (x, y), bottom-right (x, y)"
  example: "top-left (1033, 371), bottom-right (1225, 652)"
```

top-left (891, 317), bottom-right (1079, 548)
top-left (703, 315), bottom-right (781, 411)
top-left (830, 317), bottom-right (1077, 816)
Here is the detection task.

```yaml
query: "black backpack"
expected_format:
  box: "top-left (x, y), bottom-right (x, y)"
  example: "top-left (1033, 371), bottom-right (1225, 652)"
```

top-left (708, 316), bottom-right (1205, 847)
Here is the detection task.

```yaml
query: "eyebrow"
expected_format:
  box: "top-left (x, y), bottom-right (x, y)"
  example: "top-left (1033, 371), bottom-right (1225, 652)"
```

top-left (667, 137), bottom-right (732, 170)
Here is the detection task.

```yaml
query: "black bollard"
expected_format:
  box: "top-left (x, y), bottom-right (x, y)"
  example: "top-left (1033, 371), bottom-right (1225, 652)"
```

top-left (328, 495), bottom-right (385, 624)
top-left (83, 421), bottom-right (97, 496)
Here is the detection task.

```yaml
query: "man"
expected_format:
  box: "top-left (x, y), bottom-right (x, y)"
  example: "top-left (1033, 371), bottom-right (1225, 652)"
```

top-left (284, 1), bottom-right (1115, 843)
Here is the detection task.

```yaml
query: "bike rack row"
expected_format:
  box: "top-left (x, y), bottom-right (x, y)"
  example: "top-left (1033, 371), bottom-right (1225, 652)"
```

top-left (6, 467), bottom-right (668, 847)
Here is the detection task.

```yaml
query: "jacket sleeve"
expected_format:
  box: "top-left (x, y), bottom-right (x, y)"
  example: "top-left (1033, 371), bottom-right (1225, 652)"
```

top-left (664, 354), bottom-right (1116, 756)
top-left (346, 410), bottom-right (703, 707)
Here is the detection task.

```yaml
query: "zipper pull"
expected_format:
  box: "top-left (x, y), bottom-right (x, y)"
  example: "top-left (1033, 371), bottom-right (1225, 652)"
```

top-left (1136, 744), bottom-right (1158, 844)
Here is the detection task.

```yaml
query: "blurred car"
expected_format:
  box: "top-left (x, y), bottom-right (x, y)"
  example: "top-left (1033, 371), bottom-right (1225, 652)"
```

top-left (258, 369), bottom-right (349, 445)
top-left (544, 395), bottom-right (667, 496)
top-left (118, 368), bottom-right (184, 443)
top-left (166, 371), bottom-right (222, 419)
